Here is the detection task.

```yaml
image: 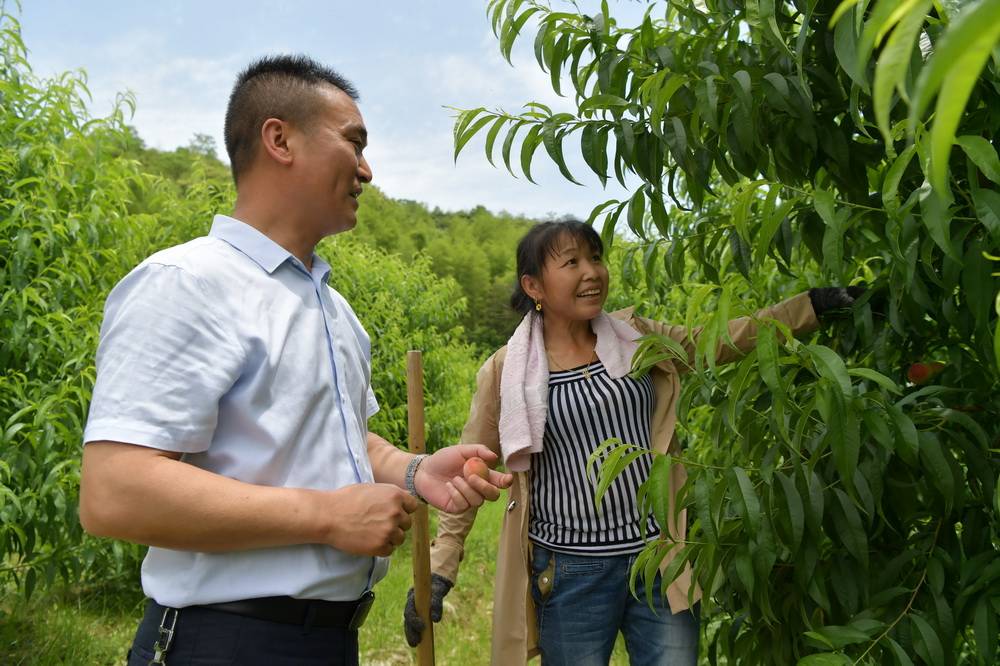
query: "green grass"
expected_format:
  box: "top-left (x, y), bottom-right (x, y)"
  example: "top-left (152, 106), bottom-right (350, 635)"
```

top-left (1, 499), bottom-right (631, 665)
top-left (0, 582), bottom-right (146, 665)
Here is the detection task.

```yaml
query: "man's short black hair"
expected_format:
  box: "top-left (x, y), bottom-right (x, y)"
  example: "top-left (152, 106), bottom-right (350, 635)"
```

top-left (224, 54), bottom-right (359, 183)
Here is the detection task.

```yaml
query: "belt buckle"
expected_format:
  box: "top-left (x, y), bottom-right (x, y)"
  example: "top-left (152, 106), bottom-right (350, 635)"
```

top-left (348, 591), bottom-right (375, 631)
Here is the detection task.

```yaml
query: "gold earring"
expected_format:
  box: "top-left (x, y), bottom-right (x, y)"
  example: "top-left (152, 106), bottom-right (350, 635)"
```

top-left (535, 301), bottom-right (542, 311)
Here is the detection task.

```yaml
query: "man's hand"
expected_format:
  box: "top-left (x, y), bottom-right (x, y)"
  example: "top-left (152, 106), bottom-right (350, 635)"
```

top-left (323, 483), bottom-right (419, 557)
top-left (414, 445), bottom-right (513, 513)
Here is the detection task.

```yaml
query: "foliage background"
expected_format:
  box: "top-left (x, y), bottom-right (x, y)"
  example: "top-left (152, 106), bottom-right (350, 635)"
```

top-left (456, 0), bottom-right (1000, 663)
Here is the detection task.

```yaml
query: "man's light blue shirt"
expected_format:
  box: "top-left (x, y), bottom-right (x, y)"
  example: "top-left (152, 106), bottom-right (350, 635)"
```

top-left (84, 215), bottom-right (388, 606)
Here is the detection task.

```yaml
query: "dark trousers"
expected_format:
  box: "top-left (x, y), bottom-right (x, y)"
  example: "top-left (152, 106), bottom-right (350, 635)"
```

top-left (127, 599), bottom-right (359, 665)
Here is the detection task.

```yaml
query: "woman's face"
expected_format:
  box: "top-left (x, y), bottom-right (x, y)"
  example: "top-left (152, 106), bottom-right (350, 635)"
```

top-left (527, 233), bottom-right (609, 322)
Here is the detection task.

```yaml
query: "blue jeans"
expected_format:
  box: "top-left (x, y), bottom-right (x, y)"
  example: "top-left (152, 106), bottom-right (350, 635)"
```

top-left (530, 544), bottom-right (699, 666)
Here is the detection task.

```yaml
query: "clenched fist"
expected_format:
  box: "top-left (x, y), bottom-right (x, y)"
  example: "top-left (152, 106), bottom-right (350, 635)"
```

top-left (322, 483), bottom-right (419, 557)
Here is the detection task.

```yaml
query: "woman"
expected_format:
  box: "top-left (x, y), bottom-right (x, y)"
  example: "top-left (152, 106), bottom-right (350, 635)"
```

top-left (404, 220), bottom-right (857, 664)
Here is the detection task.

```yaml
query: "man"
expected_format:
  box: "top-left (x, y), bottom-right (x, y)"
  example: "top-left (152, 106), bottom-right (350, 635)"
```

top-left (79, 55), bottom-right (512, 665)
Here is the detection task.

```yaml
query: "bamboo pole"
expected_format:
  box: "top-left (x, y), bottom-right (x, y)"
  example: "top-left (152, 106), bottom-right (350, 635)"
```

top-left (406, 350), bottom-right (435, 665)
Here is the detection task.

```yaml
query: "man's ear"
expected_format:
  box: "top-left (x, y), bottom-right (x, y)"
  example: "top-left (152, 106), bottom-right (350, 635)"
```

top-left (259, 117), bottom-right (294, 166)
top-left (521, 274), bottom-right (543, 303)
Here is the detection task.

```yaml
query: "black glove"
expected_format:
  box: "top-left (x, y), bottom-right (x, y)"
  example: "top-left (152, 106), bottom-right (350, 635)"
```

top-left (809, 286), bottom-right (864, 317)
top-left (403, 573), bottom-right (454, 647)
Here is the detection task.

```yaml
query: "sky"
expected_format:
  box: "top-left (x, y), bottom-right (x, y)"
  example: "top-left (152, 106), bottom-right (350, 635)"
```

top-left (18, 1), bottom-right (650, 220)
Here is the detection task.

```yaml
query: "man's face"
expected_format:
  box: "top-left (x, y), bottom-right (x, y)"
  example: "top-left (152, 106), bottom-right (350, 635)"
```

top-left (291, 85), bottom-right (372, 237)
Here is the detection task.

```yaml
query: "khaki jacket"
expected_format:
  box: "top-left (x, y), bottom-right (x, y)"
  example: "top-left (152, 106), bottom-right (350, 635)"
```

top-left (429, 292), bottom-right (818, 664)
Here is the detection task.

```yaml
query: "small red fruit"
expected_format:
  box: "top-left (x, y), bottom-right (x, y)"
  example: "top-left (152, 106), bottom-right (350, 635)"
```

top-left (907, 361), bottom-right (945, 385)
top-left (463, 457), bottom-right (490, 481)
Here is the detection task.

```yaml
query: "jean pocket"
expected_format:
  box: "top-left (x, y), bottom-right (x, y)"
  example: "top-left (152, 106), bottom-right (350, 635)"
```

top-left (530, 545), bottom-right (555, 602)
top-left (559, 559), bottom-right (607, 576)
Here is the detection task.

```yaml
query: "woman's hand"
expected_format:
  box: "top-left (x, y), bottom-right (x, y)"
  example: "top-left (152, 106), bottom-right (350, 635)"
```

top-left (809, 286), bottom-right (864, 318)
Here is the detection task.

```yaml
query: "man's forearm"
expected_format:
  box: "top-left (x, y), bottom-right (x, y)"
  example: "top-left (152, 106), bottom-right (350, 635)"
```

top-left (80, 441), bottom-right (328, 551)
top-left (367, 431), bottom-right (415, 488)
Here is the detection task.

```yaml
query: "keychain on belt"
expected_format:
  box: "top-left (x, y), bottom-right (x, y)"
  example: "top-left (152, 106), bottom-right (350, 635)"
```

top-left (149, 607), bottom-right (178, 665)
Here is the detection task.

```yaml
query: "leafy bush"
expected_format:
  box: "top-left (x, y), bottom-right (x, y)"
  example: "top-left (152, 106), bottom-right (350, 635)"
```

top-left (457, 1), bottom-right (1000, 663)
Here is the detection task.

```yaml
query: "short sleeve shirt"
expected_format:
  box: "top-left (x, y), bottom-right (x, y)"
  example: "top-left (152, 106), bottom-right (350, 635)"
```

top-left (84, 215), bottom-right (387, 606)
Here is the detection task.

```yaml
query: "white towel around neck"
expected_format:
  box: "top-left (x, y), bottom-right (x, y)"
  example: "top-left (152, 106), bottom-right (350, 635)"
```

top-left (498, 310), bottom-right (642, 472)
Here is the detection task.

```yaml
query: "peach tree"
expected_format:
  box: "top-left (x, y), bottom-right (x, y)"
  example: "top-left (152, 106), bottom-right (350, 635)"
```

top-left (456, 1), bottom-right (1000, 662)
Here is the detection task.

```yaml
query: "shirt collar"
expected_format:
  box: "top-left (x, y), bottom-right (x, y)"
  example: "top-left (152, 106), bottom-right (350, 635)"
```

top-left (209, 215), bottom-right (330, 283)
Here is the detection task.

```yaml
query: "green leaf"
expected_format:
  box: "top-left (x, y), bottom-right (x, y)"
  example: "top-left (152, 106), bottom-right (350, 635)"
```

top-left (649, 75), bottom-right (685, 138)
top-left (627, 187), bottom-right (646, 239)
top-left (873, 0), bottom-right (931, 145)
top-left (541, 118), bottom-right (581, 185)
top-left (500, 7), bottom-right (543, 64)
top-left (729, 230), bottom-right (752, 281)
top-left (649, 193), bottom-right (670, 238)
top-left (519, 123), bottom-right (544, 183)
top-left (847, 367), bottom-right (901, 394)
top-left (585, 198), bottom-right (620, 228)
top-left (763, 72), bottom-right (793, 114)
top-left (919, 432), bottom-right (955, 508)
top-left (578, 93), bottom-right (629, 116)
top-left (882, 144), bottom-right (917, 209)
top-left (804, 624), bottom-right (871, 649)
top-left (776, 472), bottom-right (805, 552)
top-left (645, 454), bottom-right (673, 531)
top-left (806, 344), bottom-right (852, 396)
top-left (756, 322), bottom-right (784, 398)
top-left (856, 0), bottom-right (913, 77)
top-left (919, 189), bottom-right (960, 261)
top-left (956, 135), bottom-right (1000, 185)
top-left (548, 32), bottom-right (569, 96)
top-left (973, 187), bottom-right (1000, 239)
top-left (483, 116), bottom-right (510, 167)
top-left (694, 474), bottom-right (718, 543)
top-left (833, 5), bottom-right (866, 90)
top-left (453, 107), bottom-right (488, 161)
top-left (908, 0), bottom-right (1000, 191)
top-left (910, 613), bottom-right (945, 666)
top-left (581, 124), bottom-right (609, 184)
top-left (596, 445), bottom-right (653, 510)
top-left (752, 0), bottom-right (793, 57)
top-left (830, 0), bottom-right (861, 28)
top-left (974, 595), bottom-right (998, 661)
top-left (730, 466), bottom-right (761, 535)
top-left (886, 637), bottom-right (916, 666)
top-left (734, 546), bottom-right (755, 596)
top-left (995, 291), bottom-right (1000, 370)
top-left (501, 120), bottom-right (527, 177)
top-left (755, 189), bottom-right (790, 264)
top-left (833, 488), bottom-right (868, 569)
top-left (732, 70), bottom-right (753, 110)
top-left (796, 653), bottom-right (853, 665)
top-left (888, 404), bottom-right (920, 465)
top-left (832, 400), bottom-right (860, 487)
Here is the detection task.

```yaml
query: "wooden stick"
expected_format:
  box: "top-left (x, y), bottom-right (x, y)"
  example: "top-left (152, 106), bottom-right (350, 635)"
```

top-left (407, 350), bottom-right (435, 665)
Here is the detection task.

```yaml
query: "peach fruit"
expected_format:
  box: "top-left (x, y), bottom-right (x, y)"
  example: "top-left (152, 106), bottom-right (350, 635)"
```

top-left (463, 457), bottom-right (490, 481)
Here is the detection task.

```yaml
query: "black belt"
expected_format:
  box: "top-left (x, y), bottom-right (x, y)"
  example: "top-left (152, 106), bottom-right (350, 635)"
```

top-left (193, 591), bottom-right (375, 630)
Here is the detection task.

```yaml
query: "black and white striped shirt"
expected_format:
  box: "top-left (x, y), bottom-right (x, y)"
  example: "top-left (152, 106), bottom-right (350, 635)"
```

top-left (528, 360), bottom-right (659, 555)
